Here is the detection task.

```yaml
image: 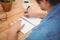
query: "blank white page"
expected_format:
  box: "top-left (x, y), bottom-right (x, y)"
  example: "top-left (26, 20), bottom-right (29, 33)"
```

top-left (18, 16), bottom-right (42, 34)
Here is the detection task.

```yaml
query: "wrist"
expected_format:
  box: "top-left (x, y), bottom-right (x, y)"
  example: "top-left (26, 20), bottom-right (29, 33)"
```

top-left (8, 29), bottom-right (18, 34)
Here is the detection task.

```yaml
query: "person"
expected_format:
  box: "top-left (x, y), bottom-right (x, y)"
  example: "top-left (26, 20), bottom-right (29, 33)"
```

top-left (8, 0), bottom-right (60, 40)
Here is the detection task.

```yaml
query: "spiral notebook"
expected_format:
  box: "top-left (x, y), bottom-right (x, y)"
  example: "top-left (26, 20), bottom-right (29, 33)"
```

top-left (18, 16), bottom-right (42, 34)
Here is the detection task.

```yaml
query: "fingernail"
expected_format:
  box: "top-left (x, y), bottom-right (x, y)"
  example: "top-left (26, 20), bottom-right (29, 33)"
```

top-left (10, 22), bottom-right (14, 25)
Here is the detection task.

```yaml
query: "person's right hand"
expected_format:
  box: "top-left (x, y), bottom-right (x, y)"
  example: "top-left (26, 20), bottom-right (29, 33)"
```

top-left (24, 10), bottom-right (47, 19)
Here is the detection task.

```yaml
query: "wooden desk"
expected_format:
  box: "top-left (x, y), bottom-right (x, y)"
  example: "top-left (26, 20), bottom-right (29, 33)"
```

top-left (0, 0), bottom-right (31, 40)
top-left (0, 0), bottom-right (42, 40)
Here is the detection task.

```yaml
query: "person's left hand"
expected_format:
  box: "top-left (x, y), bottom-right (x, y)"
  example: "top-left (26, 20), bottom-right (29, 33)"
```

top-left (9, 20), bottom-right (25, 33)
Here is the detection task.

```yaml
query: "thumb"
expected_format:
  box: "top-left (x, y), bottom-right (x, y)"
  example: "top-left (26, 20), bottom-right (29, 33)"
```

top-left (24, 13), bottom-right (30, 18)
top-left (19, 24), bottom-right (25, 30)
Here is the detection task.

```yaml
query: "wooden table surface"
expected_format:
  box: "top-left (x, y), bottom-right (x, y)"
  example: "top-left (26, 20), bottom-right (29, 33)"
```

top-left (0, 0), bottom-right (41, 40)
top-left (0, 0), bottom-right (32, 40)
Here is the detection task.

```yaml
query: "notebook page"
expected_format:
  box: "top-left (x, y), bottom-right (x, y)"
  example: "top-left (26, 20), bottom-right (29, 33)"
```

top-left (19, 16), bottom-right (42, 34)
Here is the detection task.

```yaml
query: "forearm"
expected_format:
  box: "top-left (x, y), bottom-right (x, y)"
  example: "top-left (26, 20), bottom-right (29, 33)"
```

top-left (8, 30), bottom-right (18, 40)
top-left (8, 20), bottom-right (25, 40)
top-left (38, 11), bottom-right (47, 19)
top-left (31, 11), bottom-right (47, 19)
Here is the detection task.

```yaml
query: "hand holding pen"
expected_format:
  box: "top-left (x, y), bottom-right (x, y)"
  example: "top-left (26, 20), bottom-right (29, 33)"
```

top-left (24, 6), bottom-right (30, 18)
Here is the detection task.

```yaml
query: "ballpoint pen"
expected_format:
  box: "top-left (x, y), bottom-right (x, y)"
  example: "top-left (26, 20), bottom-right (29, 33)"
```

top-left (24, 6), bottom-right (30, 13)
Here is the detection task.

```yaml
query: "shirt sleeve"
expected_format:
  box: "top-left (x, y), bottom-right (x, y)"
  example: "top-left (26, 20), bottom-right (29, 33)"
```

top-left (25, 16), bottom-right (60, 40)
top-left (25, 24), bottom-right (60, 40)
top-left (25, 25), bottom-right (49, 40)
top-left (47, 32), bottom-right (60, 40)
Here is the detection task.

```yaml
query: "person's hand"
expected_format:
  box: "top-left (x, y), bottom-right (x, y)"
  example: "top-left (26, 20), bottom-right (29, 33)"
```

top-left (24, 10), bottom-right (47, 19)
top-left (8, 20), bottom-right (25, 40)
top-left (24, 10), bottom-right (41, 18)
top-left (9, 20), bottom-right (25, 33)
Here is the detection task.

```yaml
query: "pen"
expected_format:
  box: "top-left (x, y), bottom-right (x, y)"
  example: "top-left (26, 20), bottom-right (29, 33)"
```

top-left (24, 6), bottom-right (30, 13)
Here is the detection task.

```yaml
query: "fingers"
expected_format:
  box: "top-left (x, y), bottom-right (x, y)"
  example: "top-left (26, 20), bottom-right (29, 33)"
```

top-left (24, 13), bottom-right (30, 18)
top-left (9, 21), bottom-right (15, 28)
top-left (16, 20), bottom-right (25, 30)
top-left (15, 20), bottom-right (25, 31)
top-left (24, 15), bottom-right (30, 18)
top-left (8, 20), bottom-right (25, 33)
top-left (15, 20), bottom-right (21, 26)
top-left (19, 24), bottom-right (25, 30)
top-left (9, 20), bottom-right (22, 28)
top-left (9, 20), bottom-right (25, 28)
top-left (24, 10), bottom-right (30, 18)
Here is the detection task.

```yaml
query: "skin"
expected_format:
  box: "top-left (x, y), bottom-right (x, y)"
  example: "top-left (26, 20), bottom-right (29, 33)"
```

top-left (24, 10), bottom-right (47, 19)
top-left (8, 0), bottom-right (53, 40)
top-left (8, 20), bottom-right (25, 40)
top-left (24, 0), bottom-right (48, 19)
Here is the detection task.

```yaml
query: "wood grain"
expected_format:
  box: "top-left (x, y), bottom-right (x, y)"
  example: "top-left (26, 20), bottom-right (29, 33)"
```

top-left (0, 0), bottom-right (40, 40)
